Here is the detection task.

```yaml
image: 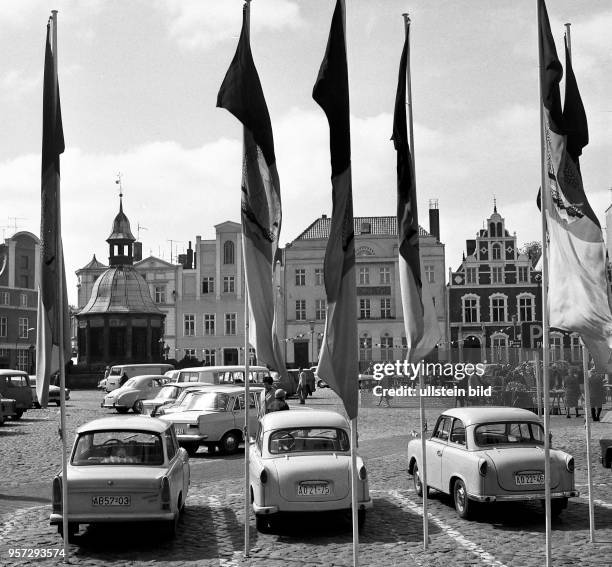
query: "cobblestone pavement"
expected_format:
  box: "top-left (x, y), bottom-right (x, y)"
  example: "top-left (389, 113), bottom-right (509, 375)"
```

top-left (0, 389), bottom-right (611, 566)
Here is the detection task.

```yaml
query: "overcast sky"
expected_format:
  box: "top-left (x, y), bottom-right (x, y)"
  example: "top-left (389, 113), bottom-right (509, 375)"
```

top-left (2, 0), bottom-right (612, 305)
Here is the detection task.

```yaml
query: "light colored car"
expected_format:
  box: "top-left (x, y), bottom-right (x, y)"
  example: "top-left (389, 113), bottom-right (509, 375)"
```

top-left (140, 382), bottom-right (213, 416)
top-left (250, 409), bottom-right (372, 533)
top-left (157, 386), bottom-right (263, 456)
top-left (105, 363), bottom-right (174, 392)
top-left (407, 407), bottom-right (578, 519)
top-left (29, 376), bottom-right (70, 408)
top-left (49, 416), bottom-right (190, 541)
top-left (101, 375), bottom-right (165, 414)
top-left (172, 365), bottom-right (272, 386)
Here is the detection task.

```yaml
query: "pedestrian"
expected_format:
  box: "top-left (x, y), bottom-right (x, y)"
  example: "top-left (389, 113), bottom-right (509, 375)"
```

top-left (377, 374), bottom-right (393, 407)
top-left (297, 368), bottom-right (307, 404)
top-left (259, 376), bottom-right (276, 417)
top-left (564, 370), bottom-right (581, 418)
top-left (589, 369), bottom-right (605, 422)
top-left (267, 389), bottom-right (290, 412)
top-left (305, 367), bottom-right (316, 397)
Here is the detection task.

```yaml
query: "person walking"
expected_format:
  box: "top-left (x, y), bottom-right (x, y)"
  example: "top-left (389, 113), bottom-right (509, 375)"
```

top-left (297, 368), bottom-right (307, 405)
top-left (267, 389), bottom-right (290, 412)
top-left (259, 376), bottom-right (276, 417)
top-left (589, 369), bottom-right (605, 422)
top-left (564, 370), bottom-right (581, 418)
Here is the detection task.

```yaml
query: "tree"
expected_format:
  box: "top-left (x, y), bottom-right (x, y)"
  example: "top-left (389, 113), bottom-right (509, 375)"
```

top-left (520, 241), bottom-right (542, 267)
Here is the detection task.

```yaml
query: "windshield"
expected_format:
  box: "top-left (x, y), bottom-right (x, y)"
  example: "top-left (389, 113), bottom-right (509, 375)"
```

top-left (157, 386), bottom-right (179, 400)
top-left (5, 375), bottom-right (30, 387)
top-left (122, 378), bottom-right (137, 389)
top-left (177, 391), bottom-right (229, 412)
top-left (269, 427), bottom-right (350, 454)
top-left (72, 430), bottom-right (164, 466)
top-left (474, 422), bottom-right (544, 447)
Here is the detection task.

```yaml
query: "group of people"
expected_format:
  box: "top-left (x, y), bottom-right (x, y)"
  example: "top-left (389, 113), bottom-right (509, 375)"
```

top-left (260, 367), bottom-right (317, 415)
top-left (564, 367), bottom-right (606, 421)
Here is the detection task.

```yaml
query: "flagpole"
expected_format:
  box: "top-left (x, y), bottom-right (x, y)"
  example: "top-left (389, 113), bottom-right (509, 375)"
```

top-left (403, 11), bottom-right (429, 550)
top-left (50, 11), bottom-right (69, 561)
top-left (350, 418), bottom-right (359, 567)
top-left (537, 2), bottom-right (552, 564)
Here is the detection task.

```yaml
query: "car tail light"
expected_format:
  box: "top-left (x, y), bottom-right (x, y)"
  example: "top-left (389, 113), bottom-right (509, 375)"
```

top-left (260, 469), bottom-right (268, 484)
top-left (479, 459), bottom-right (488, 477)
top-left (161, 477), bottom-right (171, 510)
top-left (358, 465), bottom-right (367, 481)
top-left (566, 457), bottom-right (575, 473)
top-left (52, 477), bottom-right (62, 513)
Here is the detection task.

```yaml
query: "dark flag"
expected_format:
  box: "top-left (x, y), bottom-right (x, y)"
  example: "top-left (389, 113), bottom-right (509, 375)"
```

top-left (313, 0), bottom-right (358, 420)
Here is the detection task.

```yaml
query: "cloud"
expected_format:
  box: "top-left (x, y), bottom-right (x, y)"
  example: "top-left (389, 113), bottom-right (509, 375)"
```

top-left (158, 0), bottom-right (303, 50)
top-left (0, 69), bottom-right (42, 100)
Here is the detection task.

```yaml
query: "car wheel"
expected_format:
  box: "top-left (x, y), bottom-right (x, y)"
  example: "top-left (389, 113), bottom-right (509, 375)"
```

top-left (132, 400), bottom-right (144, 414)
top-left (412, 463), bottom-right (428, 498)
top-left (256, 514), bottom-right (276, 533)
top-left (550, 497), bottom-right (568, 517)
top-left (219, 431), bottom-right (241, 455)
top-left (115, 407), bottom-right (129, 414)
top-left (453, 479), bottom-right (472, 519)
top-left (184, 443), bottom-right (199, 457)
top-left (164, 512), bottom-right (179, 539)
top-left (12, 409), bottom-right (23, 420)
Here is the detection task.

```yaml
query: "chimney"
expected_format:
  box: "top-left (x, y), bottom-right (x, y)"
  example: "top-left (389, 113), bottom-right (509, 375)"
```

top-left (186, 241), bottom-right (193, 269)
top-left (133, 241), bottom-right (142, 262)
top-left (428, 199), bottom-right (440, 241)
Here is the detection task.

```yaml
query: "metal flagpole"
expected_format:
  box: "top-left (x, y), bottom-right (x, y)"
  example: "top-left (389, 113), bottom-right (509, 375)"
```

top-left (537, 2), bottom-right (552, 563)
top-left (350, 418), bottom-right (359, 567)
top-left (243, 2), bottom-right (252, 558)
top-left (535, 351), bottom-right (542, 417)
top-left (51, 11), bottom-right (69, 561)
top-left (403, 11), bottom-right (428, 549)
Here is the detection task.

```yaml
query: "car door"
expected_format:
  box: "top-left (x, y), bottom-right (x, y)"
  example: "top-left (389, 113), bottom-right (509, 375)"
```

top-left (441, 418), bottom-right (468, 493)
top-left (426, 416), bottom-right (452, 491)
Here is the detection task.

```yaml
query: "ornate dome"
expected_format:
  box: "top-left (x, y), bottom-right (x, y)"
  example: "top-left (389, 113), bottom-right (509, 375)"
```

top-left (107, 199), bottom-right (135, 242)
top-left (78, 266), bottom-right (162, 315)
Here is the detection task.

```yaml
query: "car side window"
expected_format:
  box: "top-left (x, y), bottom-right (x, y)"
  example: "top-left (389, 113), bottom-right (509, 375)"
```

top-left (433, 416), bottom-right (451, 442)
top-left (233, 394), bottom-right (245, 411)
top-left (449, 418), bottom-right (466, 446)
top-left (256, 423), bottom-right (263, 452)
top-left (166, 430), bottom-right (177, 461)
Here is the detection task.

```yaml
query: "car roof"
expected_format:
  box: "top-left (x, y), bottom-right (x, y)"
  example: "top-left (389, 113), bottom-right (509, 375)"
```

top-left (182, 385), bottom-right (264, 394)
top-left (77, 416), bottom-right (170, 434)
top-left (261, 409), bottom-right (348, 431)
top-left (111, 363), bottom-right (173, 369)
top-left (178, 365), bottom-right (270, 372)
top-left (0, 369), bottom-right (28, 376)
top-left (126, 374), bottom-right (166, 382)
top-left (441, 407), bottom-right (541, 426)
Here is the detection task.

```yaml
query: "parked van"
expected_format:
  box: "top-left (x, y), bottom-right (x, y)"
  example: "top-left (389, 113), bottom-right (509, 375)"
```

top-left (173, 365), bottom-right (271, 386)
top-left (105, 363), bottom-right (174, 392)
top-left (0, 370), bottom-right (33, 419)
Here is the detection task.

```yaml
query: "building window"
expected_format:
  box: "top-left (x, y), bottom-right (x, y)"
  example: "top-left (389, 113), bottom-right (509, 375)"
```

top-left (0, 317), bottom-right (6, 338)
top-left (462, 295), bottom-right (479, 324)
top-left (203, 348), bottom-right (216, 365)
top-left (154, 286), bottom-right (166, 304)
top-left (466, 267), bottom-right (478, 284)
top-left (424, 265), bottom-right (435, 284)
top-left (21, 255), bottom-right (28, 269)
top-left (379, 267), bottom-right (391, 284)
top-left (380, 335), bottom-right (393, 360)
top-left (490, 295), bottom-right (507, 323)
top-left (184, 314), bottom-right (195, 336)
top-left (550, 333), bottom-right (563, 361)
top-left (359, 298), bottom-right (371, 319)
top-left (315, 299), bottom-right (326, 320)
top-left (359, 336), bottom-right (372, 361)
top-left (380, 298), bottom-right (391, 319)
top-left (223, 240), bottom-right (235, 265)
top-left (491, 334), bottom-right (508, 364)
top-left (19, 275), bottom-right (29, 288)
top-left (492, 243), bottom-right (502, 260)
top-left (204, 314), bottom-right (216, 336)
top-left (17, 349), bottom-right (29, 372)
top-left (184, 348), bottom-right (197, 360)
top-left (358, 267), bottom-right (370, 285)
top-left (315, 268), bottom-right (323, 286)
top-left (225, 313), bottom-right (237, 335)
top-left (517, 294), bottom-right (535, 322)
top-left (1, 291), bottom-right (9, 305)
top-left (295, 268), bottom-right (306, 286)
top-left (20, 294), bottom-right (27, 307)
top-left (361, 222), bottom-right (371, 234)
top-left (202, 277), bottom-right (215, 294)
top-left (223, 276), bottom-right (235, 293)
top-left (517, 266), bottom-right (529, 283)
top-left (570, 334), bottom-right (581, 362)
top-left (491, 266), bottom-right (504, 284)
top-left (295, 300), bottom-right (306, 321)
top-left (18, 317), bottom-right (29, 339)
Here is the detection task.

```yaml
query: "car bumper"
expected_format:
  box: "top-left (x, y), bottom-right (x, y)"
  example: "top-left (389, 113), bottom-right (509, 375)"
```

top-left (253, 498), bottom-right (373, 515)
top-left (177, 434), bottom-right (208, 443)
top-left (468, 490), bottom-right (579, 502)
top-left (50, 512), bottom-right (175, 524)
top-left (100, 401), bottom-right (128, 410)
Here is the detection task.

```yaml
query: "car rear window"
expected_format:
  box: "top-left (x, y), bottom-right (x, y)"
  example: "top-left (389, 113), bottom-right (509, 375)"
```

top-left (72, 430), bottom-right (164, 466)
top-left (474, 422), bottom-right (544, 447)
top-left (269, 427), bottom-right (350, 454)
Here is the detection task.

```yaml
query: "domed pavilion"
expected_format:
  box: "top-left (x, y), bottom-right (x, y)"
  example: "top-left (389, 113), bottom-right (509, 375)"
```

top-left (76, 196), bottom-right (165, 365)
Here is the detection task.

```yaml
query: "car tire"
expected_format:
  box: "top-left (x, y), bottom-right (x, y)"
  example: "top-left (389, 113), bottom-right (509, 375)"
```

top-left (412, 463), bottom-right (428, 498)
top-left (164, 512), bottom-right (179, 539)
top-left (133, 400), bottom-right (144, 414)
top-left (184, 443), bottom-right (199, 457)
top-left (256, 514), bottom-right (276, 533)
top-left (115, 407), bottom-right (129, 414)
top-left (13, 409), bottom-right (23, 420)
top-left (550, 497), bottom-right (568, 517)
top-left (453, 479), bottom-right (472, 519)
top-left (219, 431), bottom-right (241, 455)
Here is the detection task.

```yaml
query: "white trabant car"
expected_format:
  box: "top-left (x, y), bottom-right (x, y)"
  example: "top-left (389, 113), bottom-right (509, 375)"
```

top-left (101, 375), bottom-right (165, 414)
top-left (407, 407), bottom-right (578, 519)
top-left (50, 416), bottom-right (190, 541)
top-left (250, 409), bottom-right (372, 532)
top-left (157, 385), bottom-right (263, 456)
top-left (141, 382), bottom-right (214, 416)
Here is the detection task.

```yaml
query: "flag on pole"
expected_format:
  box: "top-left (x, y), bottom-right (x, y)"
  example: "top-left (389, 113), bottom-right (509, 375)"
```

top-left (538, 0), bottom-right (612, 371)
top-left (313, 0), bottom-right (358, 420)
top-left (217, 6), bottom-right (287, 379)
top-left (392, 28), bottom-right (440, 364)
top-left (36, 19), bottom-right (70, 408)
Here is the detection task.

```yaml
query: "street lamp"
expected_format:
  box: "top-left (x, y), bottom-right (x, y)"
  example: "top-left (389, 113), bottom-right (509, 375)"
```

top-left (309, 321), bottom-right (315, 367)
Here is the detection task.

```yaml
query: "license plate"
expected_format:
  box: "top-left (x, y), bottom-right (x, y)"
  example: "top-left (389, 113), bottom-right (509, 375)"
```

top-left (297, 482), bottom-right (330, 496)
top-left (175, 427), bottom-right (184, 435)
top-left (515, 473), bottom-right (544, 486)
top-left (91, 495), bottom-right (131, 506)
